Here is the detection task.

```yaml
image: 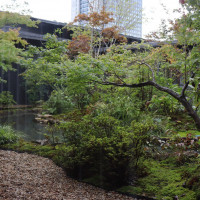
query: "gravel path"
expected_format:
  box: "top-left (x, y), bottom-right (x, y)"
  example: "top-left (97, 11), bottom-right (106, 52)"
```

top-left (0, 150), bottom-right (137, 200)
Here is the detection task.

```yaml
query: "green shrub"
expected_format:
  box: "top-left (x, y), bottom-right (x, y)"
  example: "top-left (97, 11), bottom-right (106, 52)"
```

top-left (149, 94), bottom-right (183, 115)
top-left (0, 125), bottom-right (19, 145)
top-left (0, 91), bottom-right (16, 106)
top-left (93, 95), bottom-right (141, 124)
top-left (44, 88), bottom-right (75, 114)
top-left (57, 114), bottom-right (150, 188)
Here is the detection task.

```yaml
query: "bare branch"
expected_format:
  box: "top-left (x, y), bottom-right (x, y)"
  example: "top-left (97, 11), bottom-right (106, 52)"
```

top-left (126, 60), bottom-right (155, 81)
top-left (98, 80), bottom-right (180, 101)
top-left (137, 62), bottom-right (155, 82)
top-left (181, 72), bottom-right (195, 98)
top-left (98, 81), bottom-right (151, 87)
top-left (113, 71), bottom-right (127, 84)
top-left (96, 78), bottom-right (200, 129)
top-left (142, 63), bottom-right (155, 82)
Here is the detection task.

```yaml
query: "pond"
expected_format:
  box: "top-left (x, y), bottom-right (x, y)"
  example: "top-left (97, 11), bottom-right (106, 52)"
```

top-left (0, 109), bottom-right (62, 142)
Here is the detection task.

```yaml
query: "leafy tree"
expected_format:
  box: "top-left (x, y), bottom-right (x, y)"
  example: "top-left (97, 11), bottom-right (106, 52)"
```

top-left (0, 91), bottom-right (16, 106)
top-left (21, 33), bottom-right (69, 101)
top-left (22, 34), bottom-right (68, 89)
top-left (65, 5), bottom-right (200, 129)
top-left (21, 0), bottom-right (200, 131)
top-left (65, 0), bottom-right (199, 130)
top-left (67, 6), bottom-right (127, 58)
top-left (0, 9), bottom-right (39, 82)
top-left (22, 34), bottom-right (96, 107)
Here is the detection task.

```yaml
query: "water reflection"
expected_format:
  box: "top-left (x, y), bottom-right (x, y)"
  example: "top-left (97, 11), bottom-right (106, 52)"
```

top-left (0, 110), bottom-right (59, 141)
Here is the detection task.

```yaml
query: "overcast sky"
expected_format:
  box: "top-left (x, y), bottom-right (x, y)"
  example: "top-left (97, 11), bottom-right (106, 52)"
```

top-left (0, 0), bottom-right (182, 38)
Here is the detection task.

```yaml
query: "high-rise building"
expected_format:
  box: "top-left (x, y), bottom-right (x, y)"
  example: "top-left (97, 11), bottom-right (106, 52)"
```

top-left (71, 0), bottom-right (142, 38)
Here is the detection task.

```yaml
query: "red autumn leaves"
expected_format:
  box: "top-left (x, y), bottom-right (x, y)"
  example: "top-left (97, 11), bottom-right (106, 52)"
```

top-left (179, 0), bottom-right (185, 4)
top-left (68, 7), bottom-right (127, 57)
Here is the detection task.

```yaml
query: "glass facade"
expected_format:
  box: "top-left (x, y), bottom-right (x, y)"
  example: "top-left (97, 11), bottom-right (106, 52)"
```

top-left (71, 0), bottom-right (142, 38)
top-left (80, 0), bottom-right (89, 14)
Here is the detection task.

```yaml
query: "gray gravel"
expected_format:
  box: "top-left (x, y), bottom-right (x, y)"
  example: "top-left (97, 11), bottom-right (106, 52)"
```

top-left (0, 150), bottom-right (137, 200)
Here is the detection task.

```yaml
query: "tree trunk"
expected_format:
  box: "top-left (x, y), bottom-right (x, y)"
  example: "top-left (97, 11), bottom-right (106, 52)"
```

top-left (179, 97), bottom-right (200, 130)
top-left (101, 80), bottom-right (200, 130)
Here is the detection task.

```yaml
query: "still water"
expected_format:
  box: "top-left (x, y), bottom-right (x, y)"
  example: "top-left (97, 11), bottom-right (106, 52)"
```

top-left (0, 109), bottom-right (60, 141)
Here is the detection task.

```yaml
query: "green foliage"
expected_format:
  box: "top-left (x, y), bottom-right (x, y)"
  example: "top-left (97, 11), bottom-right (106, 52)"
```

top-left (56, 114), bottom-right (150, 188)
top-left (183, 163), bottom-right (200, 199)
top-left (93, 88), bottom-right (142, 124)
top-left (44, 88), bottom-right (75, 114)
top-left (2, 2), bottom-right (199, 198)
top-left (150, 94), bottom-right (182, 115)
top-left (21, 34), bottom-right (69, 102)
top-left (0, 11), bottom-right (39, 28)
top-left (0, 125), bottom-right (19, 144)
top-left (117, 186), bottom-right (143, 196)
top-left (1, 140), bottom-right (57, 158)
top-left (0, 91), bottom-right (16, 106)
top-left (127, 160), bottom-right (197, 200)
top-left (0, 28), bottom-right (27, 76)
top-left (0, 10), bottom-right (39, 82)
top-left (22, 34), bottom-right (68, 88)
top-left (177, 130), bottom-right (200, 138)
top-left (136, 114), bottom-right (169, 137)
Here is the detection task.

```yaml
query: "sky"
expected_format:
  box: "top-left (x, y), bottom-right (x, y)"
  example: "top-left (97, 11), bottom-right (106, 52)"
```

top-left (0, 0), bottom-right (183, 38)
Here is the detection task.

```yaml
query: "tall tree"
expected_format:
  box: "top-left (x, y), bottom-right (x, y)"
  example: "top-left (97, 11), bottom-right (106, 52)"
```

top-left (97, 0), bottom-right (200, 129)
top-left (65, 1), bottom-right (200, 129)
top-left (67, 3), bottom-right (127, 58)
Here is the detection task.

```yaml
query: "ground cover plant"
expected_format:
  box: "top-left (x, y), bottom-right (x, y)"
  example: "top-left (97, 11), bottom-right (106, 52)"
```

top-left (0, 125), bottom-right (19, 145)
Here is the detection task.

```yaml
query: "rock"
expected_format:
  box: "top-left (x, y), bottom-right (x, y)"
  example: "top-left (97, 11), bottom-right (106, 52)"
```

top-left (35, 118), bottom-right (42, 122)
top-left (42, 114), bottom-right (53, 118)
top-left (35, 114), bottom-right (60, 125)
top-left (48, 119), bottom-right (60, 124)
top-left (37, 114), bottom-right (43, 118)
top-left (42, 120), bottom-right (49, 124)
top-left (35, 139), bottom-right (49, 145)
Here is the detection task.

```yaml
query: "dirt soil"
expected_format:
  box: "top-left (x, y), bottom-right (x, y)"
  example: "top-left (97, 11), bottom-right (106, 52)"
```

top-left (0, 150), bottom-right (137, 200)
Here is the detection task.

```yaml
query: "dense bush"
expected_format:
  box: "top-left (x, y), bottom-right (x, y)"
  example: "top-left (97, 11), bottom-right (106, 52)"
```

top-left (44, 88), bottom-right (75, 114)
top-left (93, 96), bottom-right (141, 124)
top-left (0, 91), bottom-right (16, 106)
top-left (56, 114), bottom-right (151, 188)
top-left (0, 125), bottom-right (19, 145)
top-left (149, 94), bottom-right (183, 116)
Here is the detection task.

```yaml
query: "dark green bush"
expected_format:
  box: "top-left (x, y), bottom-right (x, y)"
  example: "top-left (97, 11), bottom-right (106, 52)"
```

top-left (92, 89), bottom-right (142, 125)
top-left (44, 88), bottom-right (75, 114)
top-left (0, 91), bottom-right (16, 106)
top-left (57, 114), bottom-right (150, 188)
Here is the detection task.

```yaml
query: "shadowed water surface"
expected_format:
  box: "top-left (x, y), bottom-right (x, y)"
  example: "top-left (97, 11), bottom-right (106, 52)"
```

top-left (0, 110), bottom-right (61, 141)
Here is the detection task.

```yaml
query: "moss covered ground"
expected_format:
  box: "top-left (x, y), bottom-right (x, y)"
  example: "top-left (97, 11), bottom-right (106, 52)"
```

top-left (1, 140), bottom-right (200, 200)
